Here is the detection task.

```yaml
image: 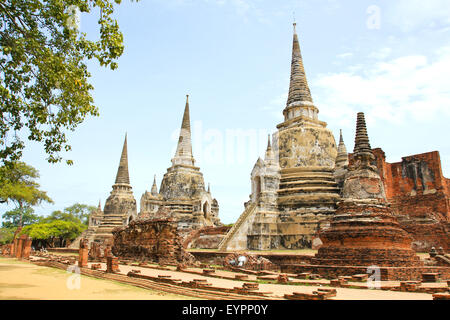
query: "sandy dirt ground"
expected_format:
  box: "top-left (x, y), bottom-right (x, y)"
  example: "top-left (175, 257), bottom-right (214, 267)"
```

top-left (1, 257), bottom-right (438, 300)
top-left (0, 257), bottom-right (193, 300)
top-left (85, 261), bottom-right (433, 300)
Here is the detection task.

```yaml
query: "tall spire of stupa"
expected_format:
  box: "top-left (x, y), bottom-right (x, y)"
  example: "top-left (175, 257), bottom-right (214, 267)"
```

top-left (281, 23), bottom-right (319, 123)
top-left (286, 22), bottom-right (313, 107)
top-left (115, 133), bottom-right (130, 185)
top-left (172, 95), bottom-right (195, 167)
top-left (353, 112), bottom-right (375, 162)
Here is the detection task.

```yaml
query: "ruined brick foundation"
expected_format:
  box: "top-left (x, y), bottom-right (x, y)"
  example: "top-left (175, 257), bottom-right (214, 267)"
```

top-left (112, 218), bottom-right (197, 265)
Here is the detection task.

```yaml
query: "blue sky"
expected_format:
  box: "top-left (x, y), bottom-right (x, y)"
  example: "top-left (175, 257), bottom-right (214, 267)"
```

top-left (2, 0), bottom-right (450, 224)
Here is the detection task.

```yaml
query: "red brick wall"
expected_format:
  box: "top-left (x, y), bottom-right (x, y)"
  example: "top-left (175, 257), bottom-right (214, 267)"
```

top-left (349, 149), bottom-right (450, 251)
top-left (349, 149), bottom-right (450, 221)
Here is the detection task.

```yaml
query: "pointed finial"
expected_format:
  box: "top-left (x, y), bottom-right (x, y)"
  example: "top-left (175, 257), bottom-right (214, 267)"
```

top-left (207, 183), bottom-right (211, 193)
top-left (172, 95), bottom-right (195, 166)
top-left (98, 199), bottom-right (102, 211)
top-left (286, 19), bottom-right (314, 108)
top-left (339, 129), bottom-right (344, 143)
top-left (151, 174), bottom-right (158, 196)
top-left (267, 134), bottom-right (272, 151)
top-left (115, 133), bottom-right (130, 185)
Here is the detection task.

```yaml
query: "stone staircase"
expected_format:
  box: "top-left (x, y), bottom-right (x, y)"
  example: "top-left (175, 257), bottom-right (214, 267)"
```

top-left (218, 202), bottom-right (257, 251)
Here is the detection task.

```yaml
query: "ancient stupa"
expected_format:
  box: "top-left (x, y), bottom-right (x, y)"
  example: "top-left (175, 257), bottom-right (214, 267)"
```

top-left (313, 112), bottom-right (422, 267)
top-left (139, 95), bottom-right (221, 233)
top-left (92, 134), bottom-right (138, 243)
top-left (219, 24), bottom-right (340, 250)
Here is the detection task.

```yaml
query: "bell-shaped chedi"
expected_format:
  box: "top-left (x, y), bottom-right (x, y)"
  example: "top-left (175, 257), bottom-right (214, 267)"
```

top-left (140, 95), bottom-right (221, 231)
top-left (275, 23), bottom-right (340, 249)
top-left (313, 112), bottom-right (422, 267)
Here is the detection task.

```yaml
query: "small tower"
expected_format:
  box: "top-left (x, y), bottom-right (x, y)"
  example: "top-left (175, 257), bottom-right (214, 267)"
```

top-left (336, 129), bottom-right (349, 168)
top-left (151, 175), bottom-right (158, 196)
top-left (244, 134), bottom-right (281, 250)
top-left (93, 134), bottom-right (137, 243)
top-left (313, 112), bottom-right (421, 272)
top-left (342, 112), bottom-right (386, 200)
top-left (334, 129), bottom-right (349, 191)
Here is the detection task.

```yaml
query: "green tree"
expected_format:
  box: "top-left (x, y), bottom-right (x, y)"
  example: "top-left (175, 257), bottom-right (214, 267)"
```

top-left (41, 203), bottom-right (96, 225)
top-left (0, 227), bottom-right (15, 244)
top-left (0, 161), bottom-right (52, 226)
top-left (0, 0), bottom-right (139, 165)
top-left (1, 206), bottom-right (41, 228)
top-left (63, 203), bottom-right (96, 225)
top-left (41, 210), bottom-right (81, 224)
top-left (20, 219), bottom-right (86, 247)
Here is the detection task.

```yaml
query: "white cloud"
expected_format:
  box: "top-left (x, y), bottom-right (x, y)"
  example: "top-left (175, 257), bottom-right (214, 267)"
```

top-left (337, 52), bottom-right (353, 59)
top-left (312, 46), bottom-right (450, 127)
top-left (388, 0), bottom-right (450, 32)
top-left (368, 47), bottom-right (392, 60)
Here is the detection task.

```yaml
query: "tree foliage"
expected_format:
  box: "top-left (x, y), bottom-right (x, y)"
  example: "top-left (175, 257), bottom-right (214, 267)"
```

top-left (41, 203), bottom-right (96, 225)
top-left (62, 202), bottom-right (96, 225)
top-left (0, 227), bottom-right (15, 244)
top-left (0, 0), bottom-right (138, 164)
top-left (0, 161), bottom-right (52, 226)
top-left (1, 205), bottom-right (42, 228)
top-left (20, 219), bottom-right (86, 241)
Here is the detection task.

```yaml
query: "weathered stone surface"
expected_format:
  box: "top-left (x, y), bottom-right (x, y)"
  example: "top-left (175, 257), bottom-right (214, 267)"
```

top-left (183, 226), bottom-right (230, 249)
top-left (111, 218), bottom-right (197, 266)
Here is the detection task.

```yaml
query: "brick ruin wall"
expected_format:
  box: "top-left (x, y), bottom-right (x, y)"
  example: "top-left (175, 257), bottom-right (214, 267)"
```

top-left (349, 149), bottom-right (450, 251)
top-left (112, 219), bottom-right (196, 265)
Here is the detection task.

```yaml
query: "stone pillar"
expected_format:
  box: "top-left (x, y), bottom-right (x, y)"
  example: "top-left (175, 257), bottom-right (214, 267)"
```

top-left (12, 238), bottom-right (19, 257)
top-left (15, 237), bottom-right (24, 259)
top-left (106, 256), bottom-right (120, 273)
top-left (89, 242), bottom-right (102, 261)
top-left (78, 239), bottom-right (89, 268)
top-left (103, 242), bottom-right (113, 260)
top-left (21, 235), bottom-right (32, 259)
top-left (8, 243), bottom-right (14, 257)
